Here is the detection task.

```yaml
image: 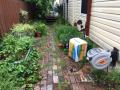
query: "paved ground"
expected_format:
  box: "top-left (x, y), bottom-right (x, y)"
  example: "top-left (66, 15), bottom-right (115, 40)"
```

top-left (34, 26), bottom-right (99, 90)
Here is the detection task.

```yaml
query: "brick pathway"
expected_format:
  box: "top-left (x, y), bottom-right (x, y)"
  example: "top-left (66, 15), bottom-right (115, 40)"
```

top-left (34, 28), bottom-right (60, 90)
top-left (34, 26), bottom-right (97, 90)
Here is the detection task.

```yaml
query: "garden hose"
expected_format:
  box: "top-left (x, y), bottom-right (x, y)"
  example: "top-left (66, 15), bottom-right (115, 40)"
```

top-left (87, 48), bottom-right (112, 70)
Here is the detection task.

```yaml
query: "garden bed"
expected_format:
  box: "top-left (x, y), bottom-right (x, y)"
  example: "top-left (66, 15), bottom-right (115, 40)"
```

top-left (0, 22), bottom-right (48, 89)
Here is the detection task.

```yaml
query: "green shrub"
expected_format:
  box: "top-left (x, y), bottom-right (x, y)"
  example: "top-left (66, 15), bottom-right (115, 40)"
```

top-left (91, 69), bottom-right (107, 84)
top-left (0, 61), bottom-right (19, 90)
top-left (34, 22), bottom-right (47, 36)
top-left (0, 48), bottom-right (41, 89)
top-left (85, 37), bottom-right (98, 51)
top-left (56, 25), bottom-right (80, 45)
top-left (91, 69), bottom-right (120, 89)
top-left (11, 24), bottom-right (35, 37)
top-left (24, 0), bottom-right (52, 19)
top-left (106, 70), bottom-right (120, 84)
top-left (0, 26), bottom-right (41, 89)
top-left (0, 35), bottom-right (34, 60)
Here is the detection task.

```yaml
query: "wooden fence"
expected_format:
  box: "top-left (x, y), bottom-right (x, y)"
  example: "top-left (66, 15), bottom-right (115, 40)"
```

top-left (0, 0), bottom-right (29, 37)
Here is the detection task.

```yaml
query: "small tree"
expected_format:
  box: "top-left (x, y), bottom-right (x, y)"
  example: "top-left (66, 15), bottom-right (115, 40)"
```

top-left (24, 0), bottom-right (53, 19)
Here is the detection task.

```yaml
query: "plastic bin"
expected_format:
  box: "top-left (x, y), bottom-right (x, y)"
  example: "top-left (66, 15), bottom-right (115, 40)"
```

top-left (68, 38), bottom-right (87, 62)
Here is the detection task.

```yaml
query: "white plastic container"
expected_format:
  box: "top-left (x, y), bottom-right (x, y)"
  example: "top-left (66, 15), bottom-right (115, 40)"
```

top-left (68, 38), bottom-right (87, 62)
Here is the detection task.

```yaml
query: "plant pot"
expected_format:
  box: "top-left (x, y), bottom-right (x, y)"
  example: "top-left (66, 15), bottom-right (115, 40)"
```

top-left (58, 43), bottom-right (64, 48)
top-left (45, 16), bottom-right (57, 23)
top-left (35, 32), bottom-right (41, 37)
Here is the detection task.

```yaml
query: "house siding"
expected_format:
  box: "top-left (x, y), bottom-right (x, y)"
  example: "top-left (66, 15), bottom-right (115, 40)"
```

top-left (90, 0), bottom-right (120, 60)
top-left (68, 0), bottom-right (74, 25)
top-left (64, 0), bottom-right (87, 26)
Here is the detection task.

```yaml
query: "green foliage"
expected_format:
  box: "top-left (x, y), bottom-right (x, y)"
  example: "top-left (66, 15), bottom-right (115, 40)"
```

top-left (0, 62), bottom-right (19, 90)
top-left (34, 22), bottom-right (47, 36)
top-left (91, 69), bottom-right (107, 84)
top-left (55, 17), bottom-right (70, 25)
top-left (24, 0), bottom-right (53, 18)
top-left (85, 37), bottom-right (98, 51)
top-left (0, 48), bottom-right (41, 89)
top-left (0, 34), bottom-right (34, 60)
top-left (80, 57), bottom-right (87, 68)
top-left (56, 25), bottom-right (80, 45)
top-left (59, 60), bottom-right (67, 69)
top-left (63, 48), bottom-right (68, 55)
top-left (91, 69), bottom-right (120, 89)
top-left (11, 24), bottom-right (35, 33)
top-left (11, 23), bottom-right (35, 37)
top-left (0, 23), bottom-right (42, 89)
top-left (106, 70), bottom-right (120, 84)
top-left (58, 80), bottom-right (70, 90)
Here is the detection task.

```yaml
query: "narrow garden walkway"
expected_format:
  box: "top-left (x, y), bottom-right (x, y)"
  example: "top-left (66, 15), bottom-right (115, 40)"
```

top-left (34, 25), bottom-right (99, 90)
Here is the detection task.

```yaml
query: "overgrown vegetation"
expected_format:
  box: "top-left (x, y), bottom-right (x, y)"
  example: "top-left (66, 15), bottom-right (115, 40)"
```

top-left (91, 69), bottom-right (120, 89)
top-left (34, 22), bottom-right (47, 36)
top-left (56, 25), bottom-right (80, 45)
top-left (24, 0), bottom-right (53, 19)
top-left (85, 37), bottom-right (98, 51)
top-left (0, 22), bottom-right (45, 89)
top-left (11, 23), bottom-right (35, 37)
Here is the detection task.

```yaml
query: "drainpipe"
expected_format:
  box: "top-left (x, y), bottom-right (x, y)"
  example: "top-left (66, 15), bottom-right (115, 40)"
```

top-left (86, 0), bottom-right (92, 36)
top-left (66, 0), bottom-right (68, 21)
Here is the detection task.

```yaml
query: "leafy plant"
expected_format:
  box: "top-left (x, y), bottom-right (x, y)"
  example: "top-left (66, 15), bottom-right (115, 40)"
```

top-left (24, 0), bottom-right (53, 18)
top-left (91, 69), bottom-right (120, 89)
top-left (91, 69), bottom-right (107, 84)
top-left (0, 47), bottom-right (41, 89)
top-left (85, 37), bottom-right (98, 51)
top-left (56, 25), bottom-right (80, 45)
top-left (0, 35), bottom-right (34, 60)
top-left (11, 23), bottom-right (35, 37)
top-left (0, 28), bottom-right (41, 89)
top-left (0, 61), bottom-right (19, 90)
top-left (106, 70), bottom-right (120, 84)
top-left (34, 22), bottom-right (47, 36)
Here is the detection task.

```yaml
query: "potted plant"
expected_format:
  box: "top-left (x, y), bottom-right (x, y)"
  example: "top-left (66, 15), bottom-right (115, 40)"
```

top-left (35, 31), bottom-right (41, 38)
top-left (34, 22), bottom-right (47, 38)
top-left (57, 43), bottom-right (64, 48)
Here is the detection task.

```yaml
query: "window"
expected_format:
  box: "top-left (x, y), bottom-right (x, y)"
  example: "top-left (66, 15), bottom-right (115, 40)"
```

top-left (81, 0), bottom-right (87, 14)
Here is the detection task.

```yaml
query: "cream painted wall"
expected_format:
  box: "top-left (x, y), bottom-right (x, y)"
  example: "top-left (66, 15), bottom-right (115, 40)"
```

top-left (64, 0), bottom-right (87, 27)
top-left (90, 0), bottom-right (120, 61)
